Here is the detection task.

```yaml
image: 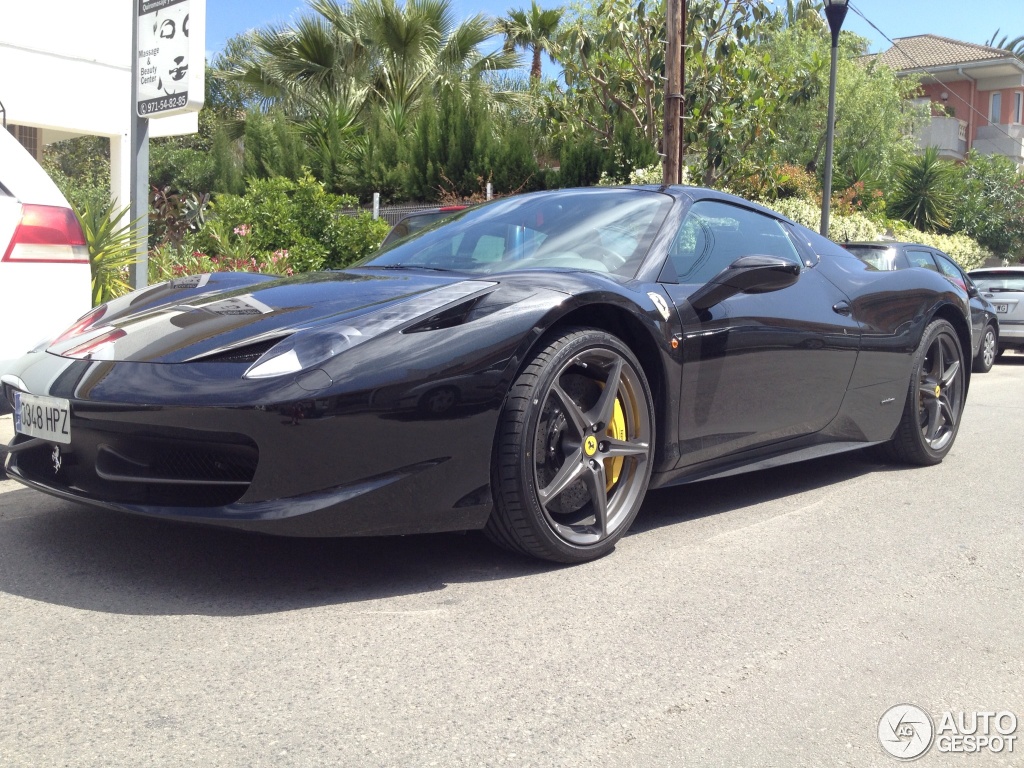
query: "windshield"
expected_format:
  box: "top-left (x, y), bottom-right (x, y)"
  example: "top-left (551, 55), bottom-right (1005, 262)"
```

top-left (972, 271), bottom-right (1024, 292)
top-left (360, 188), bottom-right (673, 277)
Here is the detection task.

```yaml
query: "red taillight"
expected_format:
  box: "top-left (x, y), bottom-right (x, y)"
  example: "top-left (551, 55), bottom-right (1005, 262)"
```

top-left (2, 204), bottom-right (89, 263)
top-left (51, 306), bottom-right (109, 345)
top-left (62, 327), bottom-right (126, 359)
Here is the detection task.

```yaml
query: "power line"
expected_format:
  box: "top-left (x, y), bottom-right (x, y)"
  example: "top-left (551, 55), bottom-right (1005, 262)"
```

top-left (849, 1), bottom-right (1019, 144)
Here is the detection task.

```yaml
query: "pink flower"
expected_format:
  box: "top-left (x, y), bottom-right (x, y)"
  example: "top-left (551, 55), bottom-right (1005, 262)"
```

top-left (233, 224), bottom-right (251, 237)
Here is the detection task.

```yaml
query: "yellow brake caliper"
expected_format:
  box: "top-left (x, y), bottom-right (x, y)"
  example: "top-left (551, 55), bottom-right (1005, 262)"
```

top-left (605, 396), bottom-right (626, 492)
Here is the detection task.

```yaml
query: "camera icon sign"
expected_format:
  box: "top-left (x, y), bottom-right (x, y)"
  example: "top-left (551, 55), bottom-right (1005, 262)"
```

top-left (879, 704), bottom-right (935, 760)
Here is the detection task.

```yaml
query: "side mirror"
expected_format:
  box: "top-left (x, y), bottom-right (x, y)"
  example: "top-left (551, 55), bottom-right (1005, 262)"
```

top-left (687, 255), bottom-right (801, 311)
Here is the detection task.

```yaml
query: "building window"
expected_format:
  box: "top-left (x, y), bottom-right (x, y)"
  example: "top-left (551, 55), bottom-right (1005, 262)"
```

top-left (7, 125), bottom-right (40, 160)
top-left (990, 92), bottom-right (1002, 124)
top-left (1015, 92), bottom-right (1023, 124)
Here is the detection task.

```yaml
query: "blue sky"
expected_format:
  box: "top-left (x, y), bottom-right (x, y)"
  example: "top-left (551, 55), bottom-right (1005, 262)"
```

top-left (205, 0), bottom-right (1023, 62)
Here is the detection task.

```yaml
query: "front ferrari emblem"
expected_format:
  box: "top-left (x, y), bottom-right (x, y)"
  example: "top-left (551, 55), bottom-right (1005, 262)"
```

top-left (934, 384), bottom-right (942, 398)
top-left (51, 446), bottom-right (62, 474)
top-left (584, 435), bottom-right (598, 457)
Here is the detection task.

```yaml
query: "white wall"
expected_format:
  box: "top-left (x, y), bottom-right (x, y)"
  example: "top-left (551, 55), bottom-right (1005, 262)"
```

top-left (0, 0), bottom-right (199, 205)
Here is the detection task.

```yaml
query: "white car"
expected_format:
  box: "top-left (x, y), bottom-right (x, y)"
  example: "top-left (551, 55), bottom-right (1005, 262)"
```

top-left (969, 266), bottom-right (1024, 357)
top-left (0, 129), bottom-right (92, 409)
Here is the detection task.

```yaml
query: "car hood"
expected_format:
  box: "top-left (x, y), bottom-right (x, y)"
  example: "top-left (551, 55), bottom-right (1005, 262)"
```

top-left (46, 269), bottom-right (476, 364)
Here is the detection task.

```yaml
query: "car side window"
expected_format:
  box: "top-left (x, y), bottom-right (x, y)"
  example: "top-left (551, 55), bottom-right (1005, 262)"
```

top-left (933, 252), bottom-right (967, 291)
top-left (669, 200), bottom-right (801, 284)
top-left (906, 249), bottom-right (939, 272)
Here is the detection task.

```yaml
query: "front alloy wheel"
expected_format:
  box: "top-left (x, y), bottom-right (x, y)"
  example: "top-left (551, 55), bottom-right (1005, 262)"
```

top-left (487, 329), bottom-right (654, 563)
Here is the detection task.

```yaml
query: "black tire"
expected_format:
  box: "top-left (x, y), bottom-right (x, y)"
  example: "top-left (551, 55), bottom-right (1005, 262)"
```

top-left (972, 324), bottom-right (997, 373)
top-left (486, 328), bottom-right (655, 563)
top-left (878, 319), bottom-right (966, 466)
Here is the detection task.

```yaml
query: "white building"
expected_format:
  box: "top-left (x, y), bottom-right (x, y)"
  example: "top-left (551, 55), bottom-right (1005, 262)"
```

top-left (0, 0), bottom-right (200, 207)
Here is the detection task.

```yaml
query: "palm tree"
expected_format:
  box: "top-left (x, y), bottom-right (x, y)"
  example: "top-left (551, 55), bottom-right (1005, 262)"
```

top-left (498, 1), bottom-right (563, 82)
top-left (348, 0), bottom-right (518, 114)
top-left (218, 0), bottom-right (518, 121)
top-left (986, 29), bottom-right (1024, 59)
top-left (889, 147), bottom-right (956, 232)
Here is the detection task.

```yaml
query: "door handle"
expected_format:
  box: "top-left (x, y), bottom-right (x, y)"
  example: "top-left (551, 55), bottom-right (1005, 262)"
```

top-left (832, 301), bottom-right (852, 316)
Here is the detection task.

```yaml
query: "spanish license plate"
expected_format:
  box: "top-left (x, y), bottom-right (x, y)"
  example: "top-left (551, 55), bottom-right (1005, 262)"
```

top-left (13, 392), bottom-right (71, 444)
top-left (995, 304), bottom-right (1009, 313)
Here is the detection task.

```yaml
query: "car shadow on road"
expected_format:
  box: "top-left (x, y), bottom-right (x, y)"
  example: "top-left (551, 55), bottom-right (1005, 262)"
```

top-left (0, 447), bottom-right (904, 617)
top-left (631, 447), bottom-right (891, 534)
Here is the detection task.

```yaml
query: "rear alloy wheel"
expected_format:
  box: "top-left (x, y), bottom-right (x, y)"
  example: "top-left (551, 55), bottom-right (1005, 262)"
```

top-left (487, 329), bottom-right (654, 563)
top-left (972, 324), bottom-right (997, 373)
top-left (879, 319), bottom-right (965, 466)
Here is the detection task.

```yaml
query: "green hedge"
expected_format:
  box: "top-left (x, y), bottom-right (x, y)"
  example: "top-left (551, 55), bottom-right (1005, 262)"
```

top-left (198, 174), bottom-right (389, 271)
top-left (759, 196), bottom-right (993, 272)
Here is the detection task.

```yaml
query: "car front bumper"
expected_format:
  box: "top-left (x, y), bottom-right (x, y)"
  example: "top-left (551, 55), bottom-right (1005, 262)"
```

top-left (2, 352), bottom-right (499, 536)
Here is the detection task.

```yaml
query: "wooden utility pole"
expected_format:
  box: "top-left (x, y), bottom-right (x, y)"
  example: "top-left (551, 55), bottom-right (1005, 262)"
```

top-left (663, 0), bottom-right (686, 186)
top-left (680, 0), bottom-right (686, 175)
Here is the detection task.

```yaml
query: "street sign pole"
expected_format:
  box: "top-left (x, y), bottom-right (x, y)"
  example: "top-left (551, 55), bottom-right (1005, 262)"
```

top-left (131, 0), bottom-right (205, 290)
top-left (130, 2), bottom-right (150, 291)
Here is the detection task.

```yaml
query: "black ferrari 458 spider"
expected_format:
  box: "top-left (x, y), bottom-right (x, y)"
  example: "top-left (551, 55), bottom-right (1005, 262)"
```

top-left (2, 186), bottom-right (974, 562)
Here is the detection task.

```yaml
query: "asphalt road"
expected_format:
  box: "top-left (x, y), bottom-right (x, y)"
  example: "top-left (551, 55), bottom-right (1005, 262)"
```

top-left (1, 361), bottom-right (1022, 767)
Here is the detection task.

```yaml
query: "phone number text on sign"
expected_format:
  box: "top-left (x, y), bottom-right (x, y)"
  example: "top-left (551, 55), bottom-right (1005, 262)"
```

top-left (138, 94), bottom-right (189, 116)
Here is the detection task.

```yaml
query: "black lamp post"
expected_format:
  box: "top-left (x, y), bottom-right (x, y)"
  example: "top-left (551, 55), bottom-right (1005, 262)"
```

top-left (819, 0), bottom-right (848, 237)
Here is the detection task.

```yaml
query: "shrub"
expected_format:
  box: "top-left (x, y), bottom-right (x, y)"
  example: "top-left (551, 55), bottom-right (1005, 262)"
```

top-left (200, 174), bottom-right (388, 271)
top-left (148, 238), bottom-right (295, 283)
top-left (596, 165), bottom-right (686, 187)
top-left (759, 195), bottom-right (992, 271)
top-left (772, 164), bottom-right (820, 200)
top-left (827, 211), bottom-right (884, 243)
top-left (150, 143), bottom-right (217, 195)
top-left (559, 139), bottom-right (605, 187)
top-left (888, 224), bottom-right (992, 271)
top-left (42, 136), bottom-right (111, 214)
top-left (758, 196), bottom-right (883, 242)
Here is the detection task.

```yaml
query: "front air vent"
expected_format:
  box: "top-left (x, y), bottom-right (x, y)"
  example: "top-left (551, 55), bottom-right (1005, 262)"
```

top-left (13, 428), bottom-right (259, 508)
top-left (96, 443), bottom-right (256, 485)
top-left (192, 336), bottom-right (287, 363)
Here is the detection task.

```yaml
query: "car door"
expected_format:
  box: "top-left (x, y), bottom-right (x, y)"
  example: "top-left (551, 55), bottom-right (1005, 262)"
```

top-left (660, 199), bottom-right (861, 467)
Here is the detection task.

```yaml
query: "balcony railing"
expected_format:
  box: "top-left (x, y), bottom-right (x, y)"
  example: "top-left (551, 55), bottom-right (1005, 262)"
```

top-left (913, 115), bottom-right (966, 159)
top-left (915, 116), bottom-right (968, 161)
top-left (974, 123), bottom-right (1024, 165)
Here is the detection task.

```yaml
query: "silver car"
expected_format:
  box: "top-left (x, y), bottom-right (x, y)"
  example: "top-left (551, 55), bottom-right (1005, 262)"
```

top-left (969, 267), bottom-right (1024, 358)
